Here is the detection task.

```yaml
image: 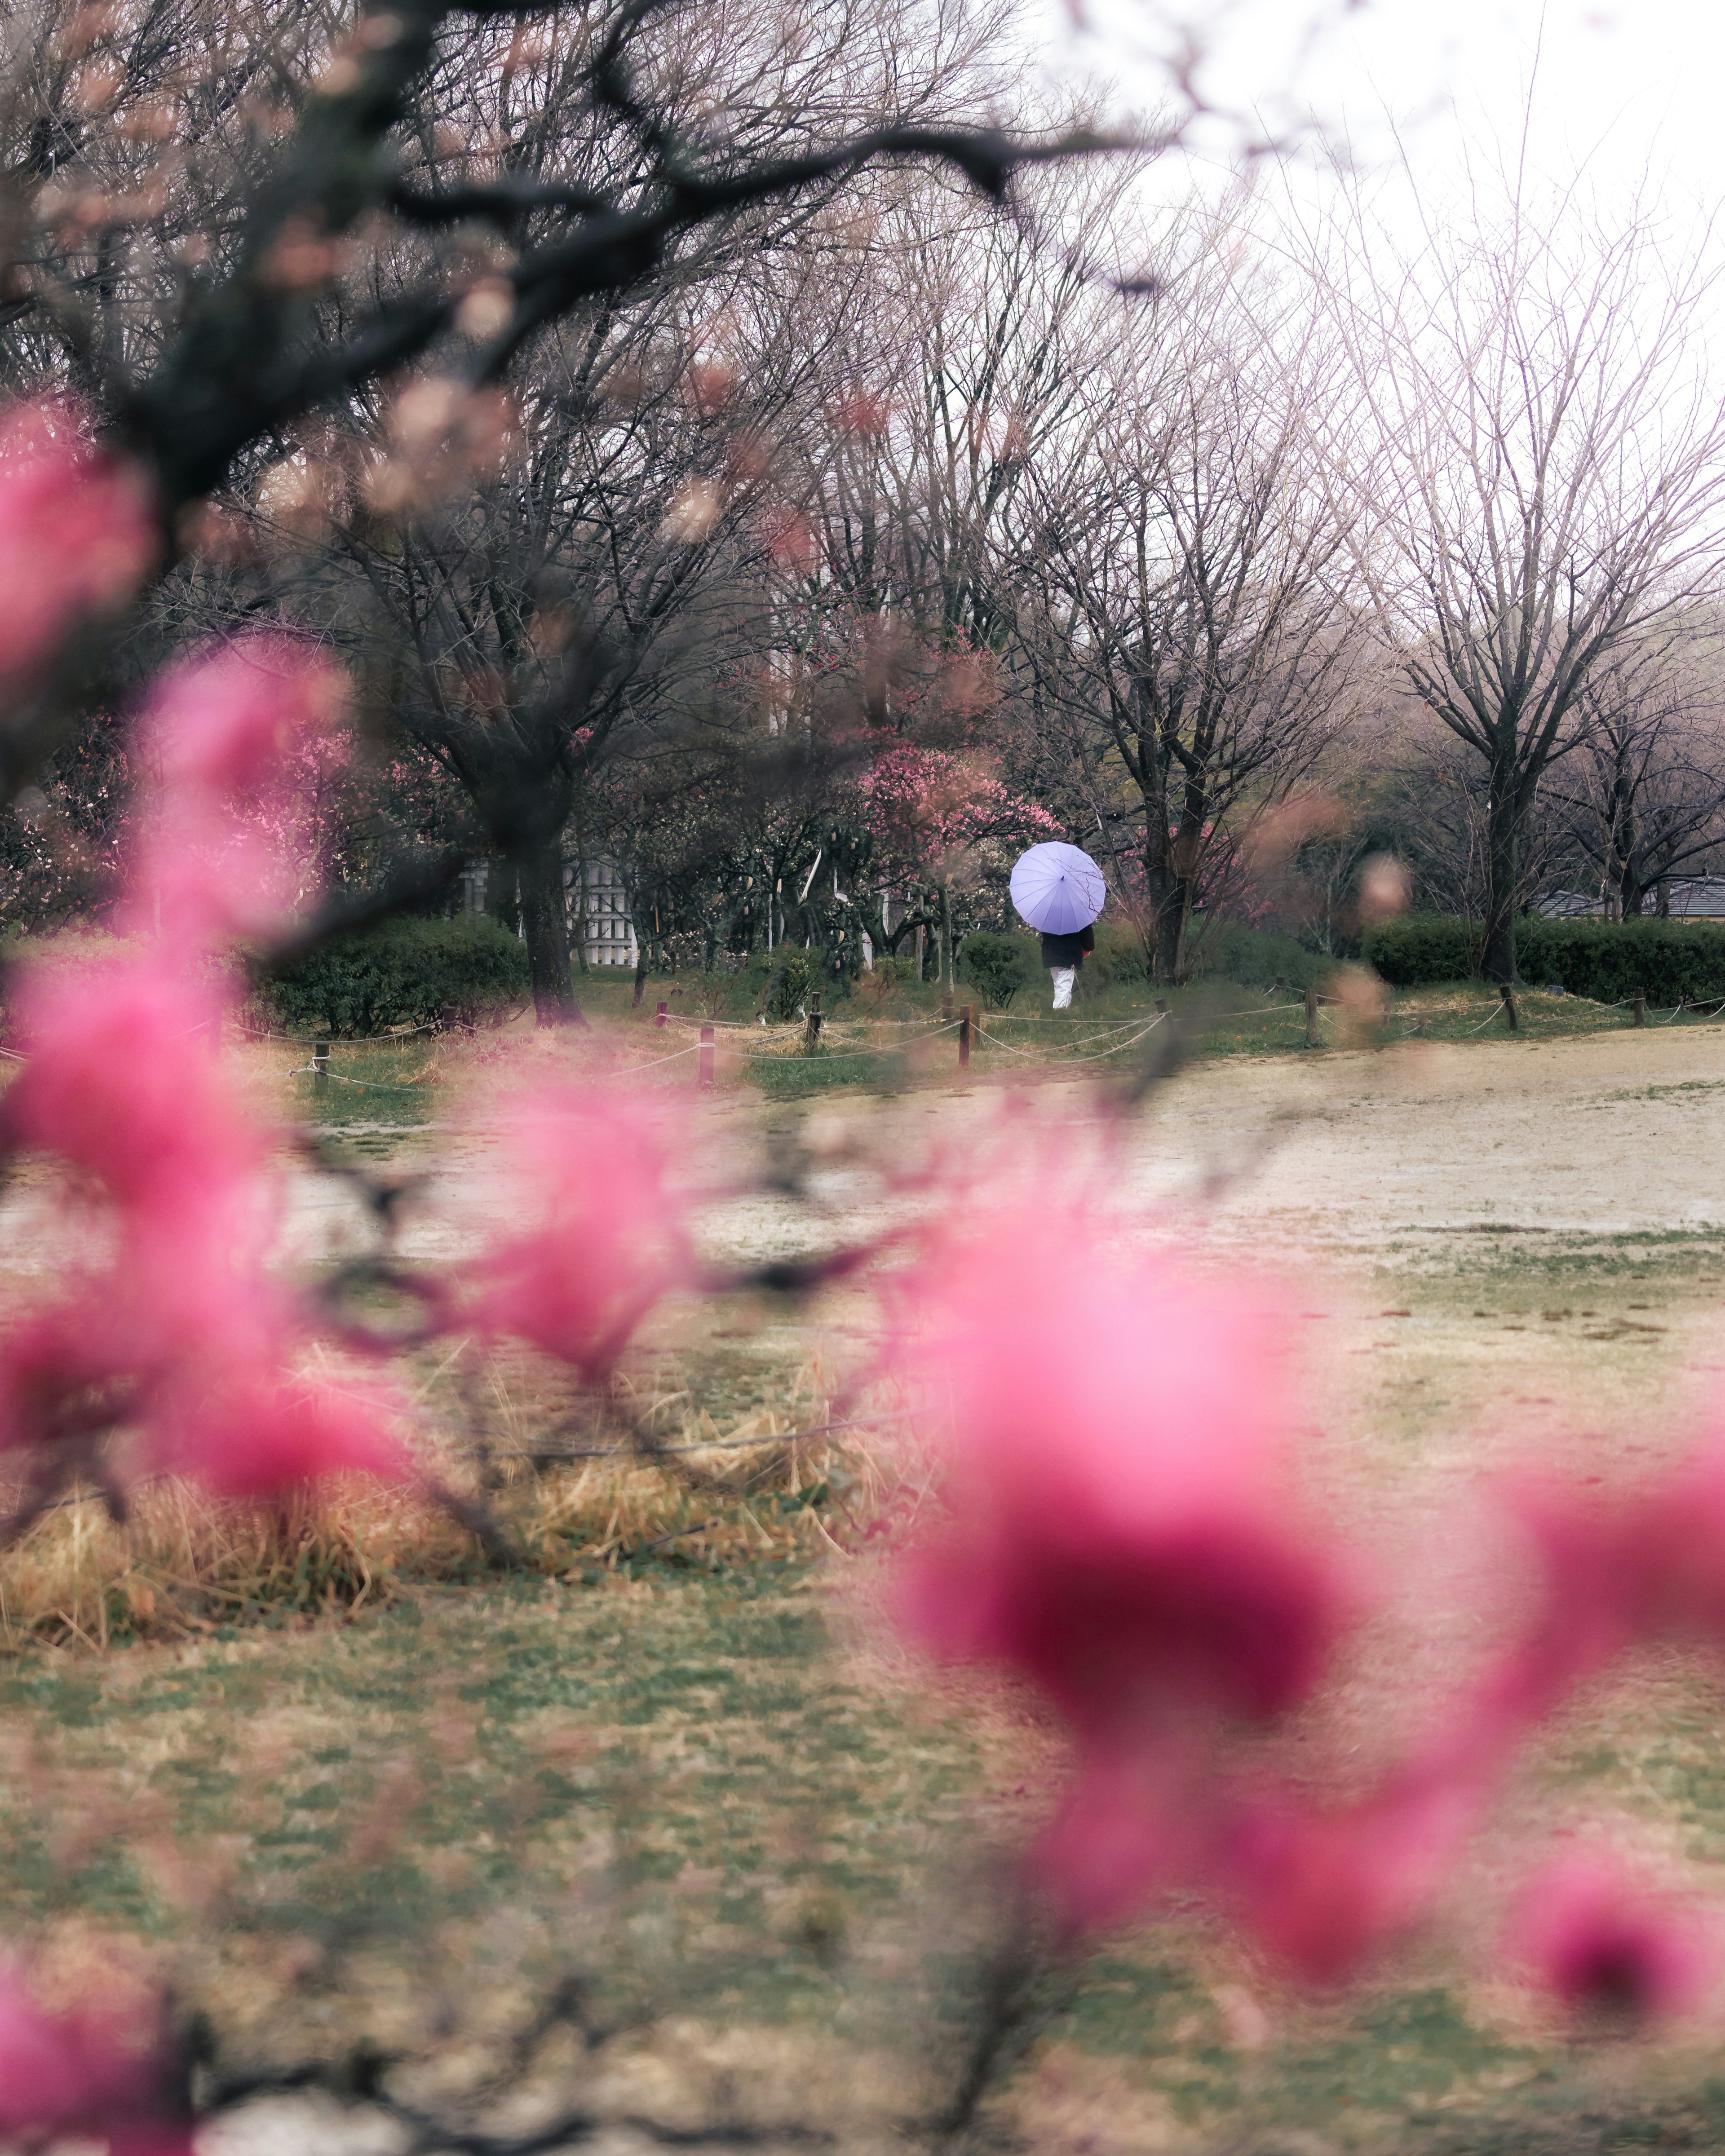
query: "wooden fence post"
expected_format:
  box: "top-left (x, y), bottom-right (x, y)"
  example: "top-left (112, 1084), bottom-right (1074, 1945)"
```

top-left (803, 994), bottom-right (823, 1053)
top-left (1633, 990), bottom-right (1646, 1027)
top-left (941, 988), bottom-right (954, 1022)
top-left (314, 1038), bottom-right (330, 1085)
top-left (655, 999), bottom-right (668, 1029)
top-left (1499, 983), bottom-right (1518, 1032)
top-left (1154, 997), bottom-right (1171, 1017)
top-left (699, 1024), bottom-right (715, 1090)
top-left (958, 1003), bottom-right (971, 1068)
top-left (1304, 988), bottom-right (1319, 1047)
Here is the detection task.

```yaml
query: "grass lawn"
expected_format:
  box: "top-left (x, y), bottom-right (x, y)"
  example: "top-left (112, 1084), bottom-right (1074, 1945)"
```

top-left (7, 1001), bottom-right (1725, 2146)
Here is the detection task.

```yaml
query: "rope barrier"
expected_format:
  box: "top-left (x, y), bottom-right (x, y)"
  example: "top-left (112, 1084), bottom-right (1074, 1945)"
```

top-left (287, 1064), bottom-right (433, 1093)
top-left (976, 1018), bottom-right (1162, 1065)
top-left (594, 1043), bottom-right (701, 1076)
top-left (721, 1020), bottom-right (966, 1063)
top-left (972, 1012), bottom-right (1168, 1059)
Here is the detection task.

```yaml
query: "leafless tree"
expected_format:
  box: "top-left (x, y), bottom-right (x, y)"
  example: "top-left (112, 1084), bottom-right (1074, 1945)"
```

top-left (1014, 220), bottom-right (1364, 979)
top-left (1539, 628), bottom-right (1725, 917)
top-left (1322, 180), bottom-right (1725, 980)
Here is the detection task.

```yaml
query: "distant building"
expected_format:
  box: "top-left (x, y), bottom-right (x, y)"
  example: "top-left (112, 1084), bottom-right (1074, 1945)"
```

top-left (1663, 878), bottom-right (1725, 920)
top-left (576, 858), bottom-right (638, 967)
top-left (453, 857), bottom-right (639, 966)
top-left (1533, 879), bottom-right (1725, 922)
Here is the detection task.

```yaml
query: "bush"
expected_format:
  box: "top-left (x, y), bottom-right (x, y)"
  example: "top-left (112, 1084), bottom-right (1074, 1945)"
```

top-left (751, 948), bottom-right (814, 1021)
top-left (1362, 912), bottom-right (1725, 1003)
top-left (1361, 914), bottom-right (1480, 986)
top-left (1518, 917), bottom-right (1725, 1005)
top-left (959, 930), bottom-right (1037, 1009)
top-left (1188, 920), bottom-right (1331, 994)
top-left (255, 915), bottom-right (531, 1037)
top-left (1084, 921), bottom-right (1148, 989)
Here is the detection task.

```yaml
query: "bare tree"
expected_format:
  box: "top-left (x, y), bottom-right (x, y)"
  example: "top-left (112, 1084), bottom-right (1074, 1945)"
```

top-left (1016, 221), bottom-right (1363, 979)
top-left (1540, 629), bottom-right (1725, 917)
top-left (1323, 180), bottom-right (1725, 980)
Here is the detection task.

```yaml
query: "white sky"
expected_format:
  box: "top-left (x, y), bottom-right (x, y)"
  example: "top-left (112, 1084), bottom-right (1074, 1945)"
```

top-left (1035, 0), bottom-right (1725, 219)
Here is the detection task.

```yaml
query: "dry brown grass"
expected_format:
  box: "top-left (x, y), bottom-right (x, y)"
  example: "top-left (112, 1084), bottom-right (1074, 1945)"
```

top-left (0, 1392), bottom-right (889, 1652)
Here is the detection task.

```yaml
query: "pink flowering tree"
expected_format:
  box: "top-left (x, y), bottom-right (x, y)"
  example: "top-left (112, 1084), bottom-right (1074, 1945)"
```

top-left (862, 741), bottom-right (1060, 987)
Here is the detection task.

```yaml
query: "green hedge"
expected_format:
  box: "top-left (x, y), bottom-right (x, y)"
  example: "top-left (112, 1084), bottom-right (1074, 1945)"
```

top-left (1363, 912), bottom-right (1725, 1004)
top-left (255, 915), bottom-right (532, 1037)
top-left (1360, 915), bottom-right (1479, 985)
top-left (1189, 920), bottom-right (1331, 994)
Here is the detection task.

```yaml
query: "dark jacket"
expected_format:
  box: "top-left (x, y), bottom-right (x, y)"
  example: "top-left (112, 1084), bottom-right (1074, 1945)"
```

top-left (1040, 923), bottom-right (1095, 968)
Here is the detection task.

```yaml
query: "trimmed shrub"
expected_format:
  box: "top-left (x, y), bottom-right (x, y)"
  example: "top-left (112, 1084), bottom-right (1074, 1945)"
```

top-left (1361, 915), bottom-right (1480, 986)
top-left (1519, 917), bottom-right (1725, 1005)
top-left (959, 930), bottom-right (1038, 1009)
top-left (1362, 912), bottom-right (1725, 1003)
top-left (1189, 921), bottom-right (1331, 994)
top-left (255, 915), bottom-right (531, 1037)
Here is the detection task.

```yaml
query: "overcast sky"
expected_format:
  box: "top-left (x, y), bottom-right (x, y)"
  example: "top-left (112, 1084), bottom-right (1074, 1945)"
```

top-left (1035, 0), bottom-right (1725, 221)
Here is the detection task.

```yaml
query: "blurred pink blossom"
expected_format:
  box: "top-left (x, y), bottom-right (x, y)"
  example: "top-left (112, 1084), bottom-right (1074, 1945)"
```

top-left (1222, 1765), bottom-right (1483, 1984)
top-left (1511, 1853), bottom-right (1719, 2028)
top-left (467, 1085), bottom-right (692, 1378)
top-left (0, 956), bottom-right (262, 1219)
top-left (898, 1218), bottom-right (1342, 1736)
top-left (0, 1969), bottom-right (186, 2152)
top-left (149, 1364), bottom-right (411, 1497)
top-left (0, 892), bottom-right (407, 1498)
top-left (895, 1215), bottom-right (1348, 1933)
top-left (0, 398), bottom-right (155, 702)
top-left (128, 632), bottom-right (349, 944)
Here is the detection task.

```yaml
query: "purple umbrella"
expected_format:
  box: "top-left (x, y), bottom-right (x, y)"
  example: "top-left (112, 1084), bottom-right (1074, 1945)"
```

top-left (1009, 842), bottom-right (1106, 936)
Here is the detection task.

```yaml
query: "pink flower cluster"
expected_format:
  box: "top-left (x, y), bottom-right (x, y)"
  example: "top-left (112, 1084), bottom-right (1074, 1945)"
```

top-left (127, 634), bottom-right (349, 945)
top-left (894, 1208), bottom-right (1725, 2019)
top-left (0, 398), bottom-right (155, 699)
top-left (0, 634), bottom-right (409, 1500)
top-left (465, 1084), bottom-right (691, 1378)
top-left (0, 1969), bottom-right (187, 2155)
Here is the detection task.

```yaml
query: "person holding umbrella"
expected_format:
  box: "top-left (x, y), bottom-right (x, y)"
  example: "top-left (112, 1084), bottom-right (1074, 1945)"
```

top-left (1009, 842), bottom-right (1106, 1011)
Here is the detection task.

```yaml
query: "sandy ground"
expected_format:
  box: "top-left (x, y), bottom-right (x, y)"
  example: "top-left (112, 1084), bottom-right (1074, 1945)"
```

top-left (8, 1019), bottom-right (1723, 1276)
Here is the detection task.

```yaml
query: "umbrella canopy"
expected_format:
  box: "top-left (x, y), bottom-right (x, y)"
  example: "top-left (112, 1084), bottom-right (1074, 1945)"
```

top-left (1009, 842), bottom-right (1107, 936)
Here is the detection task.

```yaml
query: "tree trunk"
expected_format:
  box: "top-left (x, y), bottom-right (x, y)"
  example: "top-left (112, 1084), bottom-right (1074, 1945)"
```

top-left (516, 840), bottom-right (585, 1028)
top-left (1480, 771), bottom-right (1521, 983)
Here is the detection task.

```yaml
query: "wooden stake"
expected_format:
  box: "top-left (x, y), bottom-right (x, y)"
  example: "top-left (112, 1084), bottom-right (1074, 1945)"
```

top-left (699, 1024), bottom-right (715, 1089)
top-left (1304, 989), bottom-right (1318, 1047)
top-left (655, 999), bottom-right (668, 1029)
top-left (313, 1038), bottom-right (330, 1084)
top-left (1499, 983), bottom-right (1518, 1032)
top-left (958, 1003), bottom-right (971, 1068)
top-left (1632, 990), bottom-right (1646, 1027)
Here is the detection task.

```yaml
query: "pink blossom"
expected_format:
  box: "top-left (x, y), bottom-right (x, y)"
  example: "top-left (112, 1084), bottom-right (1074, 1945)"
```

top-left (0, 397), bottom-right (155, 701)
top-left (467, 1087), bottom-right (690, 1378)
top-left (0, 1968), bottom-right (186, 2151)
top-left (1511, 1854), bottom-right (1719, 2027)
top-left (1221, 1764), bottom-right (1483, 1984)
top-left (0, 956), bottom-right (262, 1217)
top-left (0, 950), bottom-right (408, 1498)
top-left (897, 1219), bottom-right (1342, 1739)
top-left (149, 1365), bottom-right (411, 1497)
top-left (1031, 1746), bottom-right (1204, 1933)
top-left (128, 633), bottom-right (349, 945)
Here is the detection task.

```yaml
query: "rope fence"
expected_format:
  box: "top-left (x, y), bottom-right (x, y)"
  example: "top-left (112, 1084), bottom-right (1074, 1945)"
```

top-left (8, 983), bottom-right (1725, 1096)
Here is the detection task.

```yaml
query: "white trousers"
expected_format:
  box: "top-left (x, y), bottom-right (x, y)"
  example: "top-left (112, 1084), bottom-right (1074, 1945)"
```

top-left (1050, 967), bottom-right (1075, 1010)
